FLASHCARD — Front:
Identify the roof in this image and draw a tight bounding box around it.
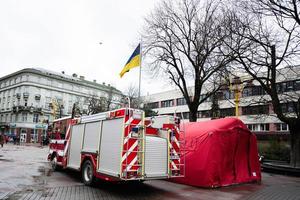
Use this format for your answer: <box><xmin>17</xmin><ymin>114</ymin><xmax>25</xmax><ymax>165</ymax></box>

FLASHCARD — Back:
<box><xmin>0</xmin><ymin>68</ymin><xmax>123</xmax><ymax>95</ymax></box>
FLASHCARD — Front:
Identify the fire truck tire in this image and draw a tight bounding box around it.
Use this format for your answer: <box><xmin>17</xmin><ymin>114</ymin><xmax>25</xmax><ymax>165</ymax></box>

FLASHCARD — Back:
<box><xmin>50</xmin><ymin>155</ymin><xmax>60</xmax><ymax>171</ymax></box>
<box><xmin>82</xmin><ymin>160</ymin><xmax>95</xmax><ymax>186</ymax></box>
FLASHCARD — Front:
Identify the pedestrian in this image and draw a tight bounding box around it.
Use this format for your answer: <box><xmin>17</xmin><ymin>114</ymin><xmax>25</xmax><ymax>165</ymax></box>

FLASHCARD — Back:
<box><xmin>0</xmin><ymin>133</ymin><xmax>4</xmax><ymax>148</ymax></box>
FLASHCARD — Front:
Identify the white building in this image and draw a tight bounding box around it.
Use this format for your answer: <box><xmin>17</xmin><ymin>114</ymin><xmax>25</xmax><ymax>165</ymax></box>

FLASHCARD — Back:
<box><xmin>145</xmin><ymin>66</ymin><xmax>300</xmax><ymax>136</ymax></box>
<box><xmin>0</xmin><ymin>68</ymin><xmax>123</xmax><ymax>143</ymax></box>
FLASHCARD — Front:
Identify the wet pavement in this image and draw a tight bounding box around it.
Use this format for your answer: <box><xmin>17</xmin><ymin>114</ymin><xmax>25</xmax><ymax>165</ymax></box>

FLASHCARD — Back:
<box><xmin>1</xmin><ymin>144</ymin><xmax>300</xmax><ymax>200</ymax></box>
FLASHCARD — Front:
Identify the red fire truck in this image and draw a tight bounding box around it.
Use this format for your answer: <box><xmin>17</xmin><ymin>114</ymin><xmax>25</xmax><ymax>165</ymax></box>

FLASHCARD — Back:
<box><xmin>48</xmin><ymin>108</ymin><xmax>184</xmax><ymax>185</ymax></box>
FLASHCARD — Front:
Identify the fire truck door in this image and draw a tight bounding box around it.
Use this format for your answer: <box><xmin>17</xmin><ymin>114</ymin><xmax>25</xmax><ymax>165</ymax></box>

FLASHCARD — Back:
<box><xmin>98</xmin><ymin>118</ymin><xmax>124</xmax><ymax>177</ymax></box>
<box><xmin>67</xmin><ymin>124</ymin><xmax>85</xmax><ymax>170</ymax></box>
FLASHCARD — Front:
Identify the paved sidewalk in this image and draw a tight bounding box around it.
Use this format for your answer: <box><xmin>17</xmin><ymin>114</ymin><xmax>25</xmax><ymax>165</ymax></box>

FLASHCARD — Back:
<box><xmin>1</xmin><ymin>144</ymin><xmax>300</xmax><ymax>200</ymax></box>
<box><xmin>4</xmin><ymin>180</ymin><xmax>300</xmax><ymax>200</ymax></box>
<box><xmin>245</xmin><ymin>183</ymin><xmax>300</xmax><ymax>200</ymax></box>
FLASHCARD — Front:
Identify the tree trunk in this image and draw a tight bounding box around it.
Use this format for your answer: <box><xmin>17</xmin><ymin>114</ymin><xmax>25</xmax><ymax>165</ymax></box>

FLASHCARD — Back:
<box><xmin>290</xmin><ymin>127</ymin><xmax>300</xmax><ymax>168</ymax></box>
<box><xmin>189</xmin><ymin>104</ymin><xmax>198</xmax><ymax>122</ymax></box>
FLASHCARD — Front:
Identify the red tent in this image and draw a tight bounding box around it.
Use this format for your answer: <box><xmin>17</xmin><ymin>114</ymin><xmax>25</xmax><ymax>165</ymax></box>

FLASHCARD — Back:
<box><xmin>174</xmin><ymin>118</ymin><xmax>261</xmax><ymax>188</ymax></box>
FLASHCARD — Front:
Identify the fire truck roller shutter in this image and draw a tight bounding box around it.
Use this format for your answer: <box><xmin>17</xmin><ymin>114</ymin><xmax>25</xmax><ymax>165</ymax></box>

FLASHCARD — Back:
<box><xmin>68</xmin><ymin>124</ymin><xmax>85</xmax><ymax>170</ymax></box>
<box><xmin>145</xmin><ymin>136</ymin><xmax>168</xmax><ymax>178</ymax></box>
<box><xmin>82</xmin><ymin>121</ymin><xmax>102</xmax><ymax>153</ymax></box>
<box><xmin>98</xmin><ymin>118</ymin><xmax>124</xmax><ymax>177</ymax></box>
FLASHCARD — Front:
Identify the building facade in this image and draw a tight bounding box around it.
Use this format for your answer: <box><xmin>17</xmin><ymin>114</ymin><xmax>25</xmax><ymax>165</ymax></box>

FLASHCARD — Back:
<box><xmin>145</xmin><ymin>66</ymin><xmax>300</xmax><ymax>136</ymax></box>
<box><xmin>0</xmin><ymin>68</ymin><xmax>123</xmax><ymax>143</ymax></box>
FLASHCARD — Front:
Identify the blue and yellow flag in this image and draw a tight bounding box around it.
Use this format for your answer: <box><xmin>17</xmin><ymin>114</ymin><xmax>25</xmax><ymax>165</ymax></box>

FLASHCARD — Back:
<box><xmin>119</xmin><ymin>44</ymin><xmax>141</xmax><ymax>78</ymax></box>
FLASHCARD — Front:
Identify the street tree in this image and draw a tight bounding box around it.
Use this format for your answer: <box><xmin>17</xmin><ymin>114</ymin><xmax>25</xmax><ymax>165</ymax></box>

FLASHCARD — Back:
<box><xmin>123</xmin><ymin>84</ymin><xmax>140</xmax><ymax>109</ymax></box>
<box><xmin>225</xmin><ymin>1</ymin><xmax>300</xmax><ymax>167</ymax></box>
<box><xmin>252</xmin><ymin>0</ymin><xmax>300</xmax><ymax>26</ymax></box>
<box><xmin>123</xmin><ymin>84</ymin><xmax>158</xmax><ymax>117</ymax></box>
<box><xmin>106</xmin><ymin>86</ymin><xmax>114</xmax><ymax>111</ymax></box>
<box><xmin>87</xmin><ymin>95</ymin><xmax>108</xmax><ymax>115</ymax></box>
<box><xmin>143</xmin><ymin>0</ymin><xmax>235</xmax><ymax>121</ymax></box>
<box><xmin>210</xmin><ymin>93</ymin><xmax>221</xmax><ymax>119</ymax></box>
<box><xmin>71</xmin><ymin>102</ymin><xmax>82</xmax><ymax>118</ymax></box>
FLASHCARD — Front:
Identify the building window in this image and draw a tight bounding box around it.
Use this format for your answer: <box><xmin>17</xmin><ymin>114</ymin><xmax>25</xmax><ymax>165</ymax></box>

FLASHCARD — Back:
<box><xmin>68</xmin><ymin>100</ymin><xmax>73</xmax><ymax>113</ymax></box>
<box><xmin>247</xmin><ymin>124</ymin><xmax>258</xmax><ymax>131</ymax></box>
<box><xmin>35</xmin><ymin>94</ymin><xmax>41</xmax><ymax>101</ymax></box>
<box><xmin>176</xmin><ymin>98</ymin><xmax>186</xmax><ymax>106</ymax></box>
<box><xmin>220</xmin><ymin>108</ymin><xmax>235</xmax><ymax>117</ymax></box>
<box><xmin>7</xmin><ymin>96</ymin><xmax>10</xmax><ymax>108</ymax></box>
<box><xmin>45</xmin><ymin>97</ymin><xmax>51</xmax><ymax>109</ymax></box>
<box><xmin>12</xmin><ymin>96</ymin><xmax>16</xmax><ymax>106</ymax></box>
<box><xmin>2</xmin><ymin>97</ymin><xmax>5</xmax><ymax>108</ymax></box>
<box><xmin>242</xmin><ymin>105</ymin><xmax>269</xmax><ymax>115</ymax></box>
<box><xmin>161</xmin><ymin>100</ymin><xmax>173</xmax><ymax>108</ymax></box>
<box><xmin>198</xmin><ymin>110</ymin><xmax>211</xmax><ymax>118</ymax></box>
<box><xmin>276</xmin><ymin>123</ymin><xmax>289</xmax><ymax>131</ymax></box>
<box><xmin>280</xmin><ymin>102</ymin><xmax>296</xmax><ymax>113</ymax></box>
<box><xmin>222</xmin><ymin>90</ymin><xmax>232</xmax><ymax>100</ymax></box>
<box><xmin>147</xmin><ymin>102</ymin><xmax>159</xmax><ymax>109</ymax></box>
<box><xmin>33</xmin><ymin>114</ymin><xmax>39</xmax><ymax>123</ymax></box>
<box><xmin>247</xmin><ymin>124</ymin><xmax>269</xmax><ymax>131</ymax></box>
<box><xmin>295</xmin><ymin>80</ymin><xmax>300</xmax><ymax>90</ymax></box>
<box><xmin>200</xmin><ymin>94</ymin><xmax>210</xmax><ymax>102</ymax></box>
<box><xmin>260</xmin><ymin>124</ymin><xmax>270</xmax><ymax>131</ymax></box>
<box><xmin>22</xmin><ymin>113</ymin><xmax>27</xmax><ymax>122</ymax></box>
<box><xmin>182</xmin><ymin>112</ymin><xmax>190</xmax><ymax>119</ymax></box>
<box><xmin>277</xmin><ymin>81</ymin><xmax>297</xmax><ymax>93</ymax></box>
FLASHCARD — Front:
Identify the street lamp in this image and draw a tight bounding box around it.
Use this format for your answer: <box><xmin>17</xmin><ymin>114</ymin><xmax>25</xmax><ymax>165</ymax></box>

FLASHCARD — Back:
<box><xmin>230</xmin><ymin>76</ymin><xmax>243</xmax><ymax>118</ymax></box>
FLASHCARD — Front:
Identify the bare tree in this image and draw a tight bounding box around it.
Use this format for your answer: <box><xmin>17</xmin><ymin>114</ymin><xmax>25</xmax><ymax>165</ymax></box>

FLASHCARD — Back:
<box><xmin>71</xmin><ymin>102</ymin><xmax>82</xmax><ymax>118</ymax></box>
<box><xmin>123</xmin><ymin>84</ymin><xmax>140</xmax><ymax>109</ymax></box>
<box><xmin>106</xmin><ymin>86</ymin><xmax>113</xmax><ymax>111</ymax></box>
<box><xmin>143</xmin><ymin>0</ymin><xmax>235</xmax><ymax>121</ymax></box>
<box><xmin>87</xmin><ymin>95</ymin><xmax>108</xmax><ymax>115</ymax></box>
<box><xmin>123</xmin><ymin>84</ymin><xmax>158</xmax><ymax>116</ymax></box>
<box><xmin>252</xmin><ymin>0</ymin><xmax>300</xmax><ymax>26</ymax></box>
<box><xmin>226</xmin><ymin>1</ymin><xmax>300</xmax><ymax>167</ymax></box>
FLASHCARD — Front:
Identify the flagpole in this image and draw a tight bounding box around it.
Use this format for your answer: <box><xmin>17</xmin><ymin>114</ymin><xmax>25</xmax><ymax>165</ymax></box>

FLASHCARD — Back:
<box><xmin>138</xmin><ymin>40</ymin><xmax>142</xmax><ymax>102</ymax></box>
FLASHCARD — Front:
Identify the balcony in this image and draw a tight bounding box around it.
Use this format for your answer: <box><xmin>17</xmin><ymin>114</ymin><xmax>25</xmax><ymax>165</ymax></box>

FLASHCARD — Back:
<box><xmin>12</xmin><ymin>106</ymin><xmax>43</xmax><ymax>114</ymax></box>
<box><xmin>34</xmin><ymin>107</ymin><xmax>43</xmax><ymax>114</ymax></box>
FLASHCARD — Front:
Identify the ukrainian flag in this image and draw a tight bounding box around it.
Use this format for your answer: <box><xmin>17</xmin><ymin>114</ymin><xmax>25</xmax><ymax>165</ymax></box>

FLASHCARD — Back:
<box><xmin>119</xmin><ymin>44</ymin><xmax>141</xmax><ymax>78</ymax></box>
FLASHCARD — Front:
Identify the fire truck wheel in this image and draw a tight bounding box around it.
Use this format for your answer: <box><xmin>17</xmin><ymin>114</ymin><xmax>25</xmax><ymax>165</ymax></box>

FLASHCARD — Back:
<box><xmin>51</xmin><ymin>155</ymin><xmax>60</xmax><ymax>171</ymax></box>
<box><xmin>82</xmin><ymin>160</ymin><xmax>95</xmax><ymax>186</ymax></box>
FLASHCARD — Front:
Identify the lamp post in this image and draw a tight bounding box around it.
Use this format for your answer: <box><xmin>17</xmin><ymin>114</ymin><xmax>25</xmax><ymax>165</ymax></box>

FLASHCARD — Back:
<box><xmin>231</xmin><ymin>76</ymin><xmax>242</xmax><ymax>118</ymax></box>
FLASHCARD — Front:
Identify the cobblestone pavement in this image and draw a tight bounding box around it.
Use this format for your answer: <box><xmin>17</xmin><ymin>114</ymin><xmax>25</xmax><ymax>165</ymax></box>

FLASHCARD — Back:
<box><xmin>1</xmin><ymin>144</ymin><xmax>300</xmax><ymax>200</ymax></box>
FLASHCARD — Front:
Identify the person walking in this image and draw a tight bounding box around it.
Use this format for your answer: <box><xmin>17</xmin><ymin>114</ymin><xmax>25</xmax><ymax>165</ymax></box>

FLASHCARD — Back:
<box><xmin>0</xmin><ymin>133</ymin><xmax>4</xmax><ymax>148</ymax></box>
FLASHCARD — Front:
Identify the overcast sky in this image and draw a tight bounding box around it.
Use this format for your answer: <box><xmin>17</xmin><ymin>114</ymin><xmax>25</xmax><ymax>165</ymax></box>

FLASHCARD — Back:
<box><xmin>0</xmin><ymin>0</ymin><xmax>176</xmax><ymax>95</ymax></box>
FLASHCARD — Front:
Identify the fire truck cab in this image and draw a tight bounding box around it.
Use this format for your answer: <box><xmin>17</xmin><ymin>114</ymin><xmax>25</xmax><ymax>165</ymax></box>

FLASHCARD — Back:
<box><xmin>48</xmin><ymin>108</ymin><xmax>184</xmax><ymax>185</ymax></box>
